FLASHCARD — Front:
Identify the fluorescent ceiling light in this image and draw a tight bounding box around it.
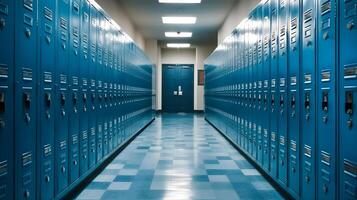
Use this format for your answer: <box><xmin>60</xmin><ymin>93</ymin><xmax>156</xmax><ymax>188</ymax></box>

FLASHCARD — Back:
<box><xmin>162</xmin><ymin>16</ymin><xmax>197</xmax><ymax>24</ymax></box>
<box><xmin>167</xmin><ymin>43</ymin><xmax>191</xmax><ymax>48</ymax></box>
<box><xmin>159</xmin><ymin>0</ymin><xmax>201</xmax><ymax>3</ymax></box>
<box><xmin>165</xmin><ymin>32</ymin><xmax>192</xmax><ymax>38</ymax></box>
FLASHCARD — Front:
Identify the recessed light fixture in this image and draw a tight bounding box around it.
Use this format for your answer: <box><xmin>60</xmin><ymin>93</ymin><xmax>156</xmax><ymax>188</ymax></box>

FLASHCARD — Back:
<box><xmin>165</xmin><ymin>32</ymin><xmax>192</xmax><ymax>38</ymax></box>
<box><xmin>162</xmin><ymin>16</ymin><xmax>197</xmax><ymax>24</ymax></box>
<box><xmin>167</xmin><ymin>43</ymin><xmax>191</xmax><ymax>48</ymax></box>
<box><xmin>159</xmin><ymin>0</ymin><xmax>201</xmax><ymax>3</ymax></box>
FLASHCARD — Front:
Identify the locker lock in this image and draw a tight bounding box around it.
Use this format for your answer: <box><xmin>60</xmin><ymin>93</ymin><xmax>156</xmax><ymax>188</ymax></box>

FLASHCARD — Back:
<box><xmin>305</xmin><ymin>92</ymin><xmax>311</xmax><ymax>110</ymax></box>
<box><xmin>271</xmin><ymin>95</ymin><xmax>275</xmax><ymax>106</ymax></box>
<box><xmin>45</xmin><ymin>175</ymin><xmax>50</xmax><ymax>182</ymax></box>
<box><xmin>73</xmin><ymin>93</ymin><xmax>78</xmax><ymax>104</ymax></box>
<box><xmin>291</xmin><ymin>95</ymin><xmax>296</xmax><ymax>109</ymax></box>
<box><xmin>323</xmin><ymin>32</ymin><xmax>329</xmax><ymax>40</ymax></box>
<box><xmin>0</xmin><ymin>18</ymin><xmax>5</xmax><ymax>29</ymax></box>
<box><xmin>345</xmin><ymin>92</ymin><xmax>353</xmax><ymax>115</ymax></box>
<box><xmin>25</xmin><ymin>28</ymin><xmax>31</xmax><ymax>38</ymax></box>
<box><xmin>347</xmin><ymin>21</ymin><xmax>355</xmax><ymax>30</ymax></box>
<box><xmin>305</xmin><ymin>175</ymin><xmax>310</xmax><ymax>183</ymax></box>
<box><xmin>0</xmin><ymin>92</ymin><xmax>5</xmax><ymax>113</ymax></box>
<box><xmin>24</xmin><ymin>190</ymin><xmax>30</xmax><ymax>198</ymax></box>
<box><xmin>91</xmin><ymin>93</ymin><xmax>95</xmax><ymax>101</ymax></box>
<box><xmin>322</xmin><ymin>92</ymin><xmax>328</xmax><ymax>112</ymax></box>
<box><xmin>83</xmin><ymin>93</ymin><xmax>87</xmax><ymax>102</ymax></box>
<box><xmin>323</xmin><ymin>184</ymin><xmax>328</xmax><ymax>193</ymax></box>
<box><xmin>46</xmin><ymin>36</ymin><xmax>51</xmax><ymax>44</ymax></box>
<box><xmin>45</xmin><ymin>92</ymin><xmax>51</xmax><ymax>107</ymax></box>
<box><xmin>24</xmin><ymin>93</ymin><xmax>31</xmax><ymax>109</ymax></box>
<box><xmin>279</xmin><ymin>95</ymin><xmax>284</xmax><ymax>108</ymax></box>
<box><xmin>60</xmin><ymin>93</ymin><xmax>66</xmax><ymax>106</ymax></box>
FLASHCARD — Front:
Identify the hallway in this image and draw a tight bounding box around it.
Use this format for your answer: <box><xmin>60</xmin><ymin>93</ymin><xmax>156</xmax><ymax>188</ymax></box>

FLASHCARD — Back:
<box><xmin>77</xmin><ymin>114</ymin><xmax>284</xmax><ymax>200</ymax></box>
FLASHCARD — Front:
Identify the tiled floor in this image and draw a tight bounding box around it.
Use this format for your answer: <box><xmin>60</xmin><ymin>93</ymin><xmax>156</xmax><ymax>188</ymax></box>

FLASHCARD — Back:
<box><xmin>77</xmin><ymin>114</ymin><xmax>284</xmax><ymax>200</ymax></box>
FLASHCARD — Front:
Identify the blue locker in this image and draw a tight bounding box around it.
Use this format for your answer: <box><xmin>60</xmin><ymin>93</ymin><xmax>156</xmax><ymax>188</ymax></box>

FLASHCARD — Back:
<box><xmin>0</xmin><ymin>0</ymin><xmax>14</xmax><ymax>199</ymax></box>
<box><xmin>269</xmin><ymin>0</ymin><xmax>279</xmax><ymax>179</ymax></box>
<box><xmin>14</xmin><ymin>0</ymin><xmax>38</xmax><ymax>198</ymax></box>
<box><xmin>287</xmin><ymin>0</ymin><xmax>301</xmax><ymax>196</ymax></box>
<box><xmin>256</xmin><ymin>5</ymin><xmax>264</xmax><ymax>166</ymax></box>
<box><xmin>317</xmin><ymin>0</ymin><xmax>337</xmax><ymax>199</ymax></box>
<box><xmin>96</xmin><ymin>12</ymin><xmax>104</xmax><ymax>162</ymax></box>
<box><xmin>108</xmin><ymin>23</ymin><xmax>114</xmax><ymax>153</ymax></box>
<box><xmin>69</xmin><ymin>0</ymin><xmax>81</xmax><ymax>184</ymax></box>
<box><xmin>80</xmin><ymin>0</ymin><xmax>90</xmax><ymax>175</ymax></box>
<box><xmin>277</xmin><ymin>0</ymin><xmax>288</xmax><ymax>186</ymax></box>
<box><xmin>301</xmin><ymin>0</ymin><xmax>317</xmax><ymax>198</ymax></box>
<box><xmin>38</xmin><ymin>0</ymin><xmax>56</xmax><ymax>198</ymax></box>
<box><xmin>102</xmin><ymin>16</ymin><xmax>109</xmax><ymax>157</ymax></box>
<box><xmin>88</xmin><ymin>3</ymin><xmax>98</xmax><ymax>168</ymax></box>
<box><xmin>339</xmin><ymin>0</ymin><xmax>357</xmax><ymax>199</ymax></box>
<box><xmin>262</xmin><ymin>0</ymin><xmax>271</xmax><ymax>173</ymax></box>
<box><xmin>55</xmin><ymin>0</ymin><xmax>70</xmax><ymax>194</ymax></box>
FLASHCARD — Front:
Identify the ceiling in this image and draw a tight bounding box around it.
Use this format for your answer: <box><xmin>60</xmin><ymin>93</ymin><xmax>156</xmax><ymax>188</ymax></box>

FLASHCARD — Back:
<box><xmin>119</xmin><ymin>0</ymin><xmax>238</xmax><ymax>46</ymax></box>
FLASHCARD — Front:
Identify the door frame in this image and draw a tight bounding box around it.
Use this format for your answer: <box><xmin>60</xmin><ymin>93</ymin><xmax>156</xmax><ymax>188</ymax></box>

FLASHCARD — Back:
<box><xmin>162</xmin><ymin>64</ymin><xmax>194</xmax><ymax>113</ymax></box>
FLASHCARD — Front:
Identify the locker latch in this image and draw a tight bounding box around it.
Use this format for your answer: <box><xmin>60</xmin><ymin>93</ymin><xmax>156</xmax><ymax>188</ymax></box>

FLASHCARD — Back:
<box><xmin>0</xmin><ymin>18</ymin><xmax>5</xmax><ymax>29</ymax></box>
<box><xmin>24</xmin><ymin>92</ymin><xmax>31</xmax><ymax>109</ymax></box>
<box><xmin>280</xmin><ymin>95</ymin><xmax>284</xmax><ymax>108</ymax></box>
<box><xmin>346</xmin><ymin>91</ymin><xmax>353</xmax><ymax>128</ymax></box>
<box><xmin>0</xmin><ymin>92</ymin><xmax>4</xmax><ymax>113</ymax></box>
<box><xmin>83</xmin><ymin>93</ymin><xmax>87</xmax><ymax>102</ymax></box>
<box><xmin>73</xmin><ymin>92</ymin><xmax>77</xmax><ymax>104</ymax></box>
<box><xmin>45</xmin><ymin>92</ymin><xmax>51</xmax><ymax>107</ymax></box>
<box><xmin>291</xmin><ymin>94</ymin><xmax>296</xmax><ymax>108</ymax></box>
<box><xmin>322</xmin><ymin>92</ymin><xmax>328</xmax><ymax>112</ymax></box>
<box><xmin>305</xmin><ymin>92</ymin><xmax>310</xmax><ymax>110</ymax></box>
<box><xmin>60</xmin><ymin>93</ymin><xmax>66</xmax><ymax>106</ymax></box>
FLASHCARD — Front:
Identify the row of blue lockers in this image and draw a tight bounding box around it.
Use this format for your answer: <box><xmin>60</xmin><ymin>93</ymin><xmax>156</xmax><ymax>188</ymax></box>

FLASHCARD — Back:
<box><xmin>204</xmin><ymin>0</ymin><xmax>356</xmax><ymax>199</ymax></box>
<box><xmin>0</xmin><ymin>0</ymin><xmax>155</xmax><ymax>199</ymax></box>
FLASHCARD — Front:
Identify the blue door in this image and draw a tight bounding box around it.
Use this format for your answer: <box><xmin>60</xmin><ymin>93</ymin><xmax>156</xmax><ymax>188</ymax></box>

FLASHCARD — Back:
<box><xmin>163</xmin><ymin>64</ymin><xmax>194</xmax><ymax>113</ymax></box>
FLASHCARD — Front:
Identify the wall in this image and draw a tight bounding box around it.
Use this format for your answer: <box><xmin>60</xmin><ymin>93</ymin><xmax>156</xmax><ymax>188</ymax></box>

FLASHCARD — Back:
<box><xmin>218</xmin><ymin>0</ymin><xmax>260</xmax><ymax>44</ymax></box>
<box><xmin>96</xmin><ymin>0</ymin><xmax>146</xmax><ymax>49</ymax></box>
<box><xmin>195</xmin><ymin>45</ymin><xmax>216</xmax><ymax>110</ymax></box>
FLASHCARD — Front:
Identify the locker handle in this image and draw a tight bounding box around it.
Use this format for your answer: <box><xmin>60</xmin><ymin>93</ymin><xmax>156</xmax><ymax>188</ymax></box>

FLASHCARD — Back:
<box><xmin>305</xmin><ymin>92</ymin><xmax>311</xmax><ymax>110</ymax></box>
<box><xmin>322</xmin><ymin>92</ymin><xmax>328</xmax><ymax>112</ymax></box>
<box><xmin>0</xmin><ymin>18</ymin><xmax>5</xmax><ymax>29</ymax></box>
<box><xmin>60</xmin><ymin>93</ymin><xmax>66</xmax><ymax>106</ymax></box>
<box><xmin>45</xmin><ymin>92</ymin><xmax>51</xmax><ymax>107</ymax></box>
<box><xmin>24</xmin><ymin>93</ymin><xmax>31</xmax><ymax>109</ymax></box>
<box><xmin>0</xmin><ymin>92</ymin><xmax>5</xmax><ymax>113</ymax></box>
<box><xmin>345</xmin><ymin>91</ymin><xmax>353</xmax><ymax>115</ymax></box>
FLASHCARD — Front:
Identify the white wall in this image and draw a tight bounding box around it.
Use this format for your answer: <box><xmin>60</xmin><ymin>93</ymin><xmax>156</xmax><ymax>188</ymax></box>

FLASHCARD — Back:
<box><xmin>96</xmin><ymin>0</ymin><xmax>146</xmax><ymax>49</ymax></box>
<box><xmin>218</xmin><ymin>0</ymin><xmax>260</xmax><ymax>44</ymax></box>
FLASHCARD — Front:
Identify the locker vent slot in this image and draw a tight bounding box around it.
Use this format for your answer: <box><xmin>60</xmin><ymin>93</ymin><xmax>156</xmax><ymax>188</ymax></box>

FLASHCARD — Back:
<box><xmin>60</xmin><ymin>74</ymin><xmax>67</xmax><ymax>84</ymax></box>
<box><xmin>304</xmin><ymin>9</ymin><xmax>313</xmax><ymax>23</ymax></box>
<box><xmin>60</xmin><ymin>140</ymin><xmax>67</xmax><ymax>150</ymax></box>
<box><xmin>44</xmin><ymin>7</ymin><xmax>53</xmax><ymax>21</ymax></box>
<box><xmin>44</xmin><ymin>144</ymin><xmax>52</xmax><ymax>157</ymax></box>
<box><xmin>0</xmin><ymin>2</ymin><xmax>8</xmax><ymax>15</ymax></box>
<box><xmin>84</xmin><ymin>12</ymin><xmax>89</xmax><ymax>22</ymax></box>
<box><xmin>344</xmin><ymin>2</ymin><xmax>357</xmax><ymax>19</ymax></box>
<box><xmin>271</xmin><ymin>79</ymin><xmax>276</xmax><ymax>87</ymax></box>
<box><xmin>0</xmin><ymin>65</ymin><xmax>8</xmax><ymax>79</ymax></box>
<box><xmin>60</xmin><ymin>17</ymin><xmax>68</xmax><ymax>30</ymax></box>
<box><xmin>291</xmin><ymin>18</ymin><xmax>297</xmax><ymax>30</ymax></box>
<box><xmin>304</xmin><ymin>145</ymin><xmax>312</xmax><ymax>157</ymax></box>
<box><xmin>280</xmin><ymin>78</ymin><xmax>286</xmax><ymax>87</ymax></box>
<box><xmin>73</xmin><ymin>77</ymin><xmax>78</xmax><ymax>85</ymax></box>
<box><xmin>321</xmin><ymin>1</ymin><xmax>331</xmax><ymax>16</ymax></box>
<box><xmin>271</xmin><ymin>132</ymin><xmax>276</xmax><ymax>141</ymax></box>
<box><xmin>344</xmin><ymin>159</ymin><xmax>357</xmax><ymax>178</ymax></box>
<box><xmin>279</xmin><ymin>136</ymin><xmax>285</xmax><ymax>145</ymax></box>
<box><xmin>290</xmin><ymin>76</ymin><xmax>297</xmax><ymax>85</ymax></box>
<box><xmin>280</xmin><ymin>0</ymin><xmax>286</xmax><ymax>8</ymax></box>
<box><xmin>321</xmin><ymin>70</ymin><xmax>331</xmax><ymax>82</ymax></box>
<box><xmin>22</xmin><ymin>68</ymin><xmax>33</xmax><ymax>81</ymax></box>
<box><xmin>344</xmin><ymin>64</ymin><xmax>357</xmax><ymax>79</ymax></box>
<box><xmin>24</xmin><ymin>0</ymin><xmax>33</xmax><ymax>11</ymax></box>
<box><xmin>73</xmin><ymin>27</ymin><xmax>79</xmax><ymax>37</ymax></box>
<box><xmin>72</xmin><ymin>135</ymin><xmax>79</xmax><ymax>144</ymax></box>
<box><xmin>22</xmin><ymin>152</ymin><xmax>32</xmax><ymax>167</ymax></box>
<box><xmin>73</xmin><ymin>1</ymin><xmax>80</xmax><ymax>12</ymax></box>
<box><xmin>290</xmin><ymin>140</ymin><xmax>296</xmax><ymax>151</ymax></box>
<box><xmin>43</xmin><ymin>72</ymin><xmax>52</xmax><ymax>83</ymax></box>
<box><xmin>321</xmin><ymin>151</ymin><xmax>331</xmax><ymax>166</ymax></box>
<box><xmin>0</xmin><ymin>161</ymin><xmax>8</xmax><ymax>177</ymax></box>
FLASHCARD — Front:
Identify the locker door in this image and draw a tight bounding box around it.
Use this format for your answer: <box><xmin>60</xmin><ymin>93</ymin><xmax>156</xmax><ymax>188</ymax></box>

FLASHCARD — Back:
<box><xmin>102</xmin><ymin>17</ymin><xmax>109</xmax><ymax>157</ymax></box>
<box><xmin>38</xmin><ymin>0</ymin><xmax>56</xmax><ymax>198</ymax></box>
<box><xmin>96</xmin><ymin>12</ymin><xmax>104</xmax><ymax>162</ymax></box>
<box><xmin>0</xmin><ymin>0</ymin><xmax>14</xmax><ymax>199</ymax></box>
<box><xmin>69</xmin><ymin>0</ymin><xmax>81</xmax><ymax>184</ymax></box>
<box><xmin>262</xmin><ymin>0</ymin><xmax>271</xmax><ymax>173</ymax></box>
<box><xmin>55</xmin><ymin>0</ymin><xmax>70</xmax><ymax>194</ymax></box>
<box><xmin>256</xmin><ymin>5</ymin><xmax>264</xmax><ymax>166</ymax></box>
<box><xmin>80</xmin><ymin>0</ymin><xmax>90</xmax><ymax>175</ymax></box>
<box><xmin>14</xmin><ymin>0</ymin><xmax>38</xmax><ymax>198</ymax></box>
<box><xmin>277</xmin><ymin>0</ymin><xmax>288</xmax><ymax>186</ymax></box>
<box><xmin>339</xmin><ymin>0</ymin><xmax>357</xmax><ymax>199</ymax></box>
<box><xmin>301</xmin><ymin>0</ymin><xmax>317</xmax><ymax>198</ymax></box>
<box><xmin>88</xmin><ymin>3</ymin><xmax>97</xmax><ymax>168</ymax></box>
<box><xmin>269</xmin><ymin>0</ymin><xmax>279</xmax><ymax>179</ymax></box>
<box><xmin>287</xmin><ymin>0</ymin><xmax>301</xmax><ymax>197</ymax></box>
<box><xmin>316</xmin><ymin>0</ymin><xmax>337</xmax><ymax>199</ymax></box>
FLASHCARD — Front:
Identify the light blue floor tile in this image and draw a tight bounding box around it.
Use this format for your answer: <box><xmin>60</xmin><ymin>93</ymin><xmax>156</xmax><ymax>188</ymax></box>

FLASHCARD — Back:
<box><xmin>77</xmin><ymin>114</ymin><xmax>284</xmax><ymax>200</ymax></box>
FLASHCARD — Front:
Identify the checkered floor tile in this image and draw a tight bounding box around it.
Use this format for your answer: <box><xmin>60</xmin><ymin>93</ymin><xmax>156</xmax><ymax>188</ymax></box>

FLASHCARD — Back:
<box><xmin>76</xmin><ymin>114</ymin><xmax>284</xmax><ymax>200</ymax></box>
